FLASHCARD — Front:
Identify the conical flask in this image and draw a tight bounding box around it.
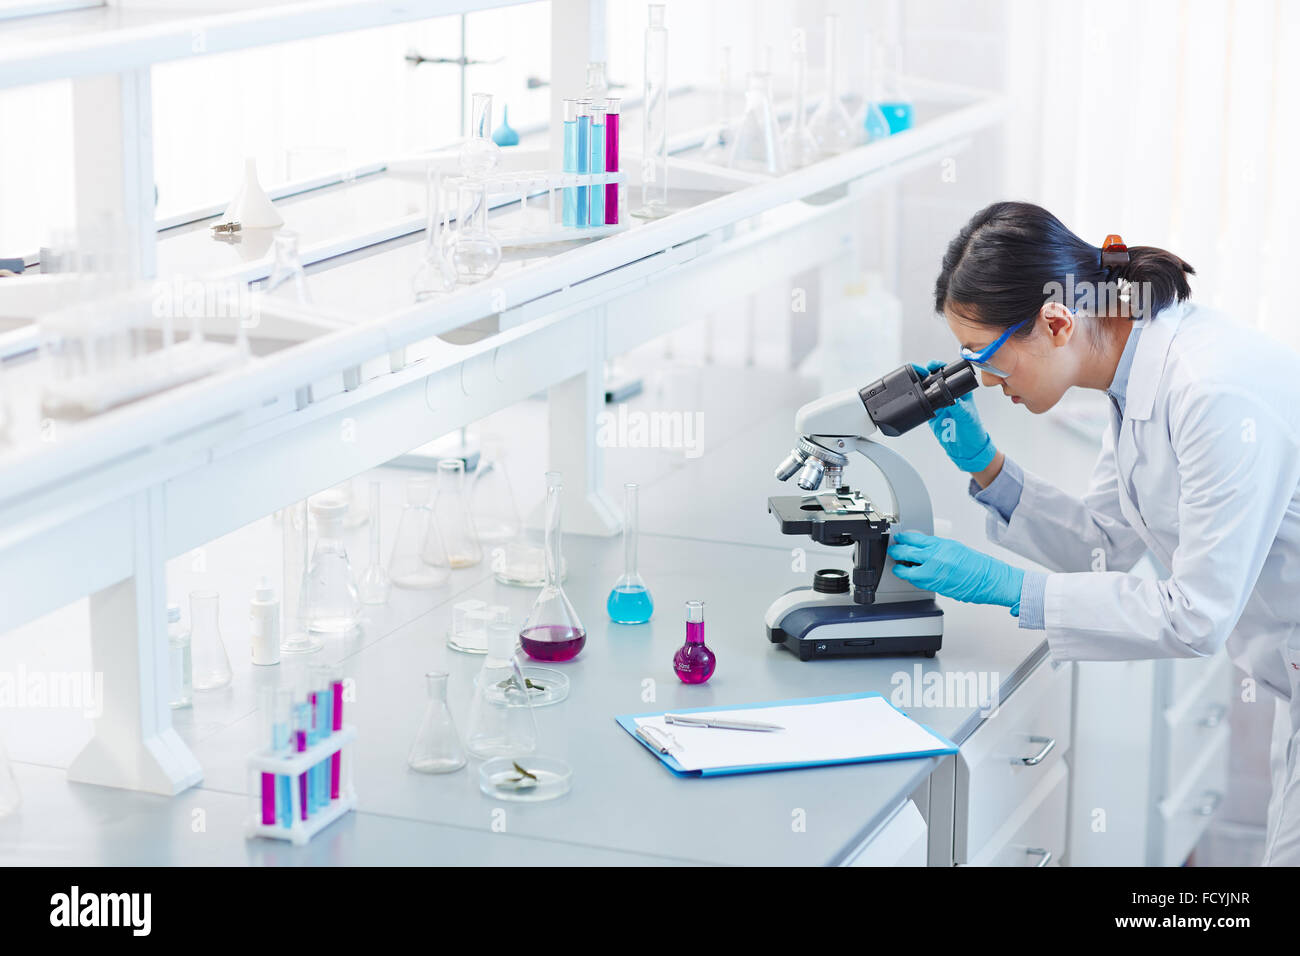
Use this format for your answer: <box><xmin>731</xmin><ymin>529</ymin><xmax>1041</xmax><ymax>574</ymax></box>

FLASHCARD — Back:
<box><xmin>407</xmin><ymin>672</ymin><xmax>467</xmax><ymax>773</ymax></box>
<box><xmin>302</xmin><ymin>498</ymin><xmax>360</xmax><ymax>635</ymax></box>
<box><xmin>424</xmin><ymin>459</ymin><xmax>481</xmax><ymax>569</ymax></box>
<box><xmin>465</xmin><ymin>609</ymin><xmax>539</xmax><ymax>758</ymax></box>
<box><xmin>389</xmin><ymin>476</ymin><xmax>451</xmax><ymax>589</ymax></box>
<box><xmin>0</xmin><ymin>734</ymin><xmax>20</xmax><ymax>818</ymax></box>
<box><xmin>519</xmin><ymin>473</ymin><xmax>586</xmax><ymax>662</ymax></box>
<box><xmin>357</xmin><ymin>480</ymin><xmax>392</xmax><ymax>605</ymax></box>
<box><xmin>807</xmin><ymin>13</ymin><xmax>858</xmax><ymax>157</ymax></box>
<box><xmin>607</xmin><ymin>482</ymin><xmax>654</xmax><ymax>623</ymax></box>
<box><xmin>783</xmin><ymin>28</ymin><xmax>819</xmax><ymax>169</ymax></box>
<box><xmin>728</xmin><ymin>72</ymin><xmax>785</xmax><ymax>175</ymax></box>
<box><xmin>189</xmin><ymin>590</ymin><xmax>233</xmax><ymax>691</ymax></box>
<box><xmin>471</xmin><ymin>435</ymin><xmax>521</xmax><ymax>544</ymax></box>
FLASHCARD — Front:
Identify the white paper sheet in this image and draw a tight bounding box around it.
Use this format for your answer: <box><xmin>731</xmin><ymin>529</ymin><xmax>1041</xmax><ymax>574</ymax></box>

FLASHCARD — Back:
<box><xmin>634</xmin><ymin>696</ymin><xmax>947</xmax><ymax>772</ymax></box>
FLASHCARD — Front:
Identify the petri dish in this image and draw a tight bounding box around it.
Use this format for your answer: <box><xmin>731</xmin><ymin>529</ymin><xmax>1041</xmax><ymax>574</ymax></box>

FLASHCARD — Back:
<box><xmin>479</xmin><ymin>755</ymin><xmax>572</xmax><ymax>802</ymax></box>
<box><xmin>473</xmin><ymin>665</ymin><xmax>569</xmax><ymax>707</ymax></box>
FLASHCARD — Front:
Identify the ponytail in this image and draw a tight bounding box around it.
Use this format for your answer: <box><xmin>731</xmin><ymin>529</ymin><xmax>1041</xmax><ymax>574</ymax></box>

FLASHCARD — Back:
<box><xmin>1111</xmin><ymin>245</ymin><xmax>1195</xmax><ymax>319</ymax></box>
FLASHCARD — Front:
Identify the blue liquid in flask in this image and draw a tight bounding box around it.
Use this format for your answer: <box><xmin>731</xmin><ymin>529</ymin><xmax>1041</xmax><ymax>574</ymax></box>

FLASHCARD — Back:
<box><xmin>607</xmin><ymin>584</ymin><xmax>654</xmax><ymax>624</ymax></box>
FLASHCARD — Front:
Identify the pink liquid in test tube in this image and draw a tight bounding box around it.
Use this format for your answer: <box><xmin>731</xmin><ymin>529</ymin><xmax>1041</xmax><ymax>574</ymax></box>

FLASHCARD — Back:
<box><xmin>296</xmin><ymin>727</ymin><xmax>308</xmax><ymax>821</ymax></box>
<box><xmin>331</xmin><ymin>678</ymin><xmax>343</xmax><ymax>800</ymax></box>
<box><xmin>604</xmin><ymin>98</ymin><xmax>620</xmax><ymax>224</ymax></box>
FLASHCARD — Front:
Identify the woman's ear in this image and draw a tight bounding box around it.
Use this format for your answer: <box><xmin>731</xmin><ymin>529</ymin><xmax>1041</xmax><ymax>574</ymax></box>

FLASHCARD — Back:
<box><xmin>1040</xmin><ymin>301</ymin><xmax>1075</xmax><ymax>349</ymax></box>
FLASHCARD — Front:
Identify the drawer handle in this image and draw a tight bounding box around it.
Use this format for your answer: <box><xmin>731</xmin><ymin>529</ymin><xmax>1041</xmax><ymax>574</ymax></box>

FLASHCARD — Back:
<box><xmin>1199</xmin><ymin>704</ymin><xmax>1227</xmax><ymax>729</ymax></box>
<box><xmin>1014</xmin><ymin>735</ymin><xmax>1056</xmax><ymax>766</ymax></box>
<box><xmin>1026</xmin><ymin>846</ymin><xmax>1052</xmax><ymax>867</ymax></box>
<box><xmin>1194</xmin><ymin>791</ymin><xmax>1223</xmax><ymax>817</ymax></box>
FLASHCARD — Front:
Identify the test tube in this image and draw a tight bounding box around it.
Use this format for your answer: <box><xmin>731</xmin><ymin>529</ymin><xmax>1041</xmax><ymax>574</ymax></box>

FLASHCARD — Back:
<box><xmin>576</xmin><ymin>99</ymin><xmax>592</xmax><ymax>227</ymax></box>
<box><xmin>307</xmin><ymin>682</ymin><xmax>322</xmax><ymax>813</ymax></box>
<box><xmin>604</xmin><ymin>98</ymin><xmax>621</xmax><ymax>224</ymax></box>
<box><xmin>562</xmin><ymin>99</ymin><xmax>579</xmax><ymax>227</ymax></box>
<box><xmin>259</xmin><ymin>688</ymin><xmax>277</xmax><ymax>826</ymax></box>
<box><xmin>293</xmin><ymin>693</ymin><xmax>310</xmax><ymax>822</ymax></box>
<box><xmin>312</xmin><ymin>665</ymin><xmax>333</xmax><ymax>806</ymax></box>
<box><xmin>588</xmin><ymin>105</ymin><xmax>606</xmax><ymax>226</ymax></box>
<box><xmin>273</xmin><ymin>690</ymin><xmax>292</xmax><ymax>828</ymax></box>
<box><xmin>330</xmin><ymin>666</ymin><xmax>344</xmax><ymax>801</ymax></box>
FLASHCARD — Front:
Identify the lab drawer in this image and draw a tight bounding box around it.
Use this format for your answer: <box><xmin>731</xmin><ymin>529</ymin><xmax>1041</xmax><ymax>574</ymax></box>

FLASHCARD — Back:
<box><xmin>956</xmin><ymin>660</ymin><xmax>1073</xmax><ymax>862</ymax></box>
<box><xmin>1165</xmin><ymin>650</ymin><xmax>1230</xmax><ymax>711</ymax></box>
<box><xmin>844</xmin><ymin>800</ymin><xmax>928</xmax><ymax>867</ymax></box>
<box><xmin>1154</xmin><ymin>726</ymin><xmax>1229</xmax><ymax>867</ymax></box>
<box><xmin>1160</xmin><ymin>654</ymin><xmax>1232</xmax><ymax>788</ymax></box>
<box><xmin>968</xmin><ymin>762</ymin><xmax>1068</xmax><ymax>867</ymax></box>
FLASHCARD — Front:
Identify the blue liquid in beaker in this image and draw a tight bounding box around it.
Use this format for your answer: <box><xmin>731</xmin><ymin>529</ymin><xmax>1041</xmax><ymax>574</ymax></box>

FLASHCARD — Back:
<box><xmin>607</xmin><ymin>584</ymin><xmax>654</xmax><ymax>624</ymax></box>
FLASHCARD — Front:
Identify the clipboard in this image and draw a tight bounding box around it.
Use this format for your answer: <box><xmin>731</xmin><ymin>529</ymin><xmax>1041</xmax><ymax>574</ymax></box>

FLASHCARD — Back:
<box><xmin>615</xmin><ymin>692</ymin><xmax>957</xmax><ymax>778</ymax></box>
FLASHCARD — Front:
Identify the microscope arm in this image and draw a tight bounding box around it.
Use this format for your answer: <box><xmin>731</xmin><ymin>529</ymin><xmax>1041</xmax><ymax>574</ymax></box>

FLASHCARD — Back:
<box><xmin>845</xmin><ymin>437</ymin><xmax>935</xmax><ymax>536</ymax></box>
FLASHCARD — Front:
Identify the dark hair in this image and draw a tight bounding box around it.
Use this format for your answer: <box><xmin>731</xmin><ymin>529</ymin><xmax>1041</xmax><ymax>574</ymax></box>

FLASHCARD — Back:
<box><xmin>933</xmin><ymin>201</ymin><xmax>1195</xmax><ymax>331</ymax></box>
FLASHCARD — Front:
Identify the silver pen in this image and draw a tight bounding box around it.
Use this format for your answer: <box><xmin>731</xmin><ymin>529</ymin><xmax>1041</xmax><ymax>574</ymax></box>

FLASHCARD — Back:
<box><xmin>664</xmin><ymin>713</ymin><xmax>784</xmax><ymax>732</ymax></box>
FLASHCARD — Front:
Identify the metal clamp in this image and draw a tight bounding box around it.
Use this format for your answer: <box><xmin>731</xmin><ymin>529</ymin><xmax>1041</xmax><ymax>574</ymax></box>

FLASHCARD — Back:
<box><xmin>1194</xmin><ymin>791</ymin><xmax>1223</xmax><ymax>817</ymax></box>
<box><xmin>1015</xmin><ymin>735</ymin><xmax>1056</xmax><ymax>766</ymax></box>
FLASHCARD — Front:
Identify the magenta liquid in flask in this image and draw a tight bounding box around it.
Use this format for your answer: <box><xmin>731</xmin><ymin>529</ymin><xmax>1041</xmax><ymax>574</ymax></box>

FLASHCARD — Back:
<box><xmin>519</xmin><ymin>472</ymin><xmax>587</xmax><ymax>663</ymax></box>
<box><xmin>673</xmin><ymin>601</ymin><xmax>715</xmax><ymax>684</ymax></box>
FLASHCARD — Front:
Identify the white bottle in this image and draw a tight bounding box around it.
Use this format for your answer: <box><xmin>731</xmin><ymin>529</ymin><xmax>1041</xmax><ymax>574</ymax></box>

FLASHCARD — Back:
<box><xmin>249</xmin><ymin>579</ymin><xmax>281</xmax><ymax>666</ymax></box>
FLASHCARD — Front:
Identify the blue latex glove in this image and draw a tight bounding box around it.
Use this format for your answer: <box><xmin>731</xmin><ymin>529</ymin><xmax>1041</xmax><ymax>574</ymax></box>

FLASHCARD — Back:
<box><xmin>888</xmin><ymin>530</ymin><xmax>1024</xmax><ymax>615</ymax></box>
<box><xmin>911</xmin><ymin>360</ymin><xmax>996</xmax><ymax>472</ymax></box>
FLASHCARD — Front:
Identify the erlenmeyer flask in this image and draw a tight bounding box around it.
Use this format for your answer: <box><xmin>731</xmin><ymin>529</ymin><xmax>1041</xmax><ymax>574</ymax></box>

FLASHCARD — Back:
<box><xmin>389</xmin><ymin>476</ymin><xmax>450</xmax><ymax>589</ymax></box>
<box><xmin>728</xmin><ymin>72</ymin><xmax>786</xmax><ymax>175</ymax></box>
<box><xmin>265</xmin><ymin>230</ymin><xmax>311</xmax><ymax>303</ymax></box>
<box><xmin>412</xmin><ymin>166</ymin><xmax>456</xmax><ymax>300</ymax></box>
<box><xmin>783</xmin><ymin>28</ymin><xmax>818</xmax><ymax>169</ymax></box>
<box><xmin>465</xmin><ymin>611</ymin><xmax>538</xmax><ymax>758</ymax></box>
<box><xmin>471</xmin><ymin>435</ymin><xmax>521</xmax><ymax>544</ymax></box>
<box><xmin>302</xmin><ymin>498</ymin><xmax>360</xmax><ymax>636</ymax></box>
<box><xmin>189</xmin><ymin>590</ymin><xmax>233</xmax><ymax>691</ymax></box>
<box><xmin>424</xmin><ymin>459</ymin><xmax>481</xmax><ymax>569</ymax></box>
<box><xmin>807</xmin><ymin>13</ymin><xmax>858</xmax><ymax>158</ymax></box>
<box><xmin>0</xmin><ymin>734</ymin><xmax>20</xmax><ymax>818</ymax></box>
<box><xmin>408</xmin><ymin>672</ymin><xmax>467</xmax><ymax>773</ymax></box>
<box><xmin>357</xmin><ymin>480</ymin><xmax>392</xmax><ymax>605</ymax></box>
<box><xmin>607</xmin><ymin>482</ymin><xmax>654</xmax><ymax>623</ymax></box>
<box><xmin>458</xmin><ymin>92</ymin><xmax>502</xmax><ymax>179</ymax></box>
<box><xmin>281</xmin><ymin>498</ymin><xmax>323</xmax><ymax>655</ymax></box>
<box><xmin>519</xmin><ymin>473</ymin><xmax>586</xmax><ymax>662</ymax></box>
<box><xmin>450</xmin><ymin>182</ymin><xmax>501</xmax><ymax>284</ymax></box>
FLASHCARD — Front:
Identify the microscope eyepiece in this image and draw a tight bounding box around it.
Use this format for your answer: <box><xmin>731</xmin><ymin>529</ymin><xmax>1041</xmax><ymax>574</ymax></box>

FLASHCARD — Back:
<box><xmin>859</xmin><ymin>359</ymin><xmax>980</xmax><ymax>437</ymax></box>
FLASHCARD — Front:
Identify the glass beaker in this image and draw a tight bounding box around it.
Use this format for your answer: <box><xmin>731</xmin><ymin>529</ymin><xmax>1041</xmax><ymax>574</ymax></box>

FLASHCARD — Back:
<box><xmin>807</xmin><ymin>13</ymin><xmax>857</xmax><ymax>158</ymax></box>
<box><xmin>458</xmin><ymin>92</ymin><xmax>502</xmax><ymax>179</ymax></box>
<box><xmin>0</xmin><ymin>734</ymin><xmax>19</xmax><ymax>818</ymax></box>
<box><xmin>728</xmin><ymin>72</ymin><xmax>786</xmax><ymax>175</ymax></box>
<box><xmin>448</xmin><ymin>598</ymin><xmax>490</xmax><ymax>654</ymax></box>
<box><xmin>607</xmin><ymin>482</ymin><xmax>654</xmax><ymax>623</ymax></box>
<box><xmin>519</xmin><ymin>473</ymin><xmax>586</xmax><ymax>662</ymax></box>
<box><xmin>357</xmin><ymin>480</ymin><xmax>392</xmax><ymax>605</ymax></box>
<box><xmin>424</xmin><ymin>459</ymin><xmax>481</xmax><ymax>569</ymax></box>
<box><xmin>450</xmin><ymin>182</ymin><xmax>501</xmax><ymax>284</ymax></box>
<box><xmin>265</xmin><ymin>230</ymin><xmax>311</xmax><ymax>303</ymax></box>
<box><xmin>281</xmin><ymin>498</ymin><xmax>323</xmax><ymax>655</ymax></box>
<box><xmin>783</xmin><ymin>28</ymin><xmax>818</xmax><ymax>168</ymax></box>
<box><xmin>189</xmin><ymin>590</ymin><xmax>232</xmax><ymax>691</ymax></box>
<box><xmin>389</xmin><ymin>476</ymin><xmax>451</xmax><ymax>589</ymax></box>
<box><xmin>465</xmin><ymin>611</ymin><xmax>538</xmax><ymax>759</ymax></box>
<box><xmin>408</xmin><ymin>672</ymin><xmax>468</xmax><ymax>773</ymax></box>
<box><xmin>633</xmin><ymin>4</ymin><xmax>669</xmax><ymax>219</ymax></box>
<box><xmin>412</xmin><ymin>166</ymin><xmax>456</xmax><ymax>300</ymax></box>
<box><xmin>167</xmin><ymin>603</ymin><xmax>192</xmax><ymax>709</ymax></box>
<box><xmin>472</xmin><ymin>435</ymin><xmax>522</xmax><ymax>544</ymax></box>
<box><xmin>302</xmin><ymin>498</ymin><xmax>360</xmax><ymax>636</ymax></box>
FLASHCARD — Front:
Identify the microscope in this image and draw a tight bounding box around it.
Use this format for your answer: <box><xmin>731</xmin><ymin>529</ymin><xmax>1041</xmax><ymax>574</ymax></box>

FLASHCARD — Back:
<box><xmin>766</xmin><ymin>360</ymin><xmax>979</xmax><ymax>661</ymax></box>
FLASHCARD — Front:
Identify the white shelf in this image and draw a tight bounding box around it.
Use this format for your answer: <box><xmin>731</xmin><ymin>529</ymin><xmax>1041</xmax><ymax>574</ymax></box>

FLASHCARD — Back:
<box><xmin>0</xmin><ymin>0</ymin><xmax>531</xmax><ymax>89</ymax></box>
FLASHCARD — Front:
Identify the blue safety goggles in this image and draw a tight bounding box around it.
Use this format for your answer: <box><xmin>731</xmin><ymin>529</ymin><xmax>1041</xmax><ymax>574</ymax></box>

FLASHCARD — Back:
<box><xmin>960</xmin><ymin>316</ymin><xmax>1032</xmax><ymax>378</ymax></box>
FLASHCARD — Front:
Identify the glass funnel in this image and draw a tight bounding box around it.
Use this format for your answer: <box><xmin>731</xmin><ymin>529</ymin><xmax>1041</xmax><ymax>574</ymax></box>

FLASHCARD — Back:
<box><xmin>302</xmin><ymin>498</ymin><xmax>360</xmax><ymax>636</ymax></box>
<box><xmin>408</xmin><ymin>672</ymin><xmax>467</xmax><ymax>773</ymax></box>
<box><xmin>189</xmin><ymin>590</ymin><xmax>232</xmax><ymax>691</ymax></box>
<box><xmin>423</xmin><ymin>459</ymin><xmax>481</xmax><ymax>569</ymax></box>
<box><xmin>807</xmin><ymin>13</ymin><xmax>858</xmax><ymax>158</ymax></box>
<box><xmin>728</xmin><ymin>72</ymin><xmax>785</xmax><ymax>175</ymax></box>
<box><xmin>519</xmin><ymin>473</ymin><xmax>586</xmax><ymax>662</ymax></box>
<box><xmin>450</xmin><ymin>182</ymin><xmax>501</xmax><ymax>284</ymax></box>
<box><xmin>471</xmin><ymin>434</ymin><xmax>522</xmax><ymax>544</ymax></box>
<box><xmin>607</xmin><ymin>482</ymin><xmax>654</xmax><ymax>623</ymax></box>
<box><xmin>783</xmin><ymin>28</ymin><xmax>818</xmax><ymax>168</ymax></box>
<box><xmin>412</xmin><ymin>166</ymin><xmax>456</xmax><ymax>300</ymax></box>
<box><xmin>280</xmin><ymin>499</ymin><xmax>323</xmax><ymax>655</ymax></box>
<box><xmin>465</xmin><ymin>611</ymin><xmax>539</xmax><ymax>758</ymax></box>
<box><xmin>389</xmin><ymin>476</ymin><xmax>451</xmax><ymax>589</ymax></box>
<box><xmin>357</xmin><ymin>480</ymin><xmax>392</xmax><ymax>605</ymax></box>
<box><xmin>459</xmin><ymin>92</ymin><xmax>502</xmax><ymax>179</ymax></box>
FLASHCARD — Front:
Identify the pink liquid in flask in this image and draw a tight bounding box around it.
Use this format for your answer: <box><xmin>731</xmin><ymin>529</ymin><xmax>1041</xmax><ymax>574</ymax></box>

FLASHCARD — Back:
<box><xmin>520</xmin><ymin>624</ymin><xmax>587</xmax><ymax>662</ymax></box>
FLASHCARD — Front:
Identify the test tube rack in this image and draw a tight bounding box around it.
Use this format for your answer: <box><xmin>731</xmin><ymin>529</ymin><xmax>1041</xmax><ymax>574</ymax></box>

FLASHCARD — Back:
<box><xmin>244</xmin><ymin>724</ymin><xmax>357</xmax><ymax>846</ymax></box>
<box><xmin>441</xmin><ymin>169</ymin><xmax>628</xmax><ymax>247</ymax></box>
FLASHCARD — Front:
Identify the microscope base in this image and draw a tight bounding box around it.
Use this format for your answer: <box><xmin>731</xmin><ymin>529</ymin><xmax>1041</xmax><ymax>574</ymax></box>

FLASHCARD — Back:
<box><xmin>767</xmin><ymin>599</ymin><xmax>943</xmax><ymax>661</ymax></box>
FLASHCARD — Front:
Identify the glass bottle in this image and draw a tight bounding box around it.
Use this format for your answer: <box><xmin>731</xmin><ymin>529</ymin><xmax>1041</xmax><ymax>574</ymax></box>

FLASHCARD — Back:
<box><xmin>412</xmin><ymin>166</ymin><xmax>456</xmax><ymax>300</ymax></box>
<box><xmin>424</xmin><ymin>459</ymin><xmax>481</xmax><ymax>569</ymax></box>
<box><xmin>471</xmin><ymin>435</ymin><xmax>521</xmax><ymax>544</ymax></box>
<box><xmin>265</xmin><ymin>230</ymin><xmax>311</xmax><ymax>303</ymax></box>
<box><xmin>728</xmin><ymin>72</ymin><xmax>786</xmax><ymax>175</ymax></box>
<box><xmin>465</xmin><ymin>613</ymin><xmax>538</xmax><ymax>758</ymax></box>
<box><xmin>673</xmin><ymin>601</ymin><xmax>716</xmax><ymax>684</ymax></box>
<box><xmin>189</xmin><ymin>590</ymin><xmax>233</xmax><ymax>691</ymax></box>
<box><xmin>633</xmin><ymin>4</ymin><xmax>669</xmax><ymax>219</ymax></box>
<box><xmin>783</xmin><ymin>28</ymin><xmax>818</xmax><ymax>168</ymax></box>
<box><xmin>604</xmin><ymin>98</ymin><xmax>621</xmax><ymax>224</ymax></box>
<box><xmin>807</xmin><ymin>13</ymin><xmax>857</xmax><ymax>157</ymax></box>
<box><xmin>0</xmin><ymin>734</ymin><xmax>19</xmax><ymax>819</ymax></box>
<box><xmin>281</xmin><ymin>498</ymin><xmax>323</xmax><ymax>655</ymax></box>
<box><xmin>458</xmin><ymin>91</ymin><xmax>502</xmax><ymax>179</ymax></box>
<box><xmin>607</xmin><ymin>482</ymin><xmax>654</xmax><ymax>624</ymax></box>
<box><xmin>167</xmin><ymin>603</ymin><xmax>193</xmax><ymax>709</ymax></box>
<box><xmin>450</xmin><ymin>182</ymin><xmax>501</xmax><ymax>284</ymax></box>
<box><xmin>519</xmin><ymin>473</ymin><xmax>586</xmax><ymax>662</ymax></box>
<box><xmin>357</xmin><ymin>480</ymin><xmax>392</xmax><ymax>605</ymax></box>
<box><xmin>389</xmin><ymin>476</ymin><xmax>451</xmax><ymax>589</ymax></box>
<box><xmin>302</xmin><ymin>498</ymin><xmax>360</xmax><ymax>636</ymax></box>
<box><xmin>408</xmin><ymin>672</ymin><xmax>467</xmax><ymax>773</ymax></box>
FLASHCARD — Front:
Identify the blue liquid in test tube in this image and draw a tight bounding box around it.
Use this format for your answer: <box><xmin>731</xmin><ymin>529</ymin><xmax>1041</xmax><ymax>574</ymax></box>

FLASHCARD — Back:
<box><xmin>562</xmin><ymin>98</ymin><xmax>579</xmax><ymax>227</ymax></box>
<box><xmin>588</xmin><ymin>105</ymin><xmax>606</xmax><ymax>226</ymax></box>
<box><xmin>575</xmin><ymin>99</ymin><xmax>591</xmax><ymax>227</ymax></box>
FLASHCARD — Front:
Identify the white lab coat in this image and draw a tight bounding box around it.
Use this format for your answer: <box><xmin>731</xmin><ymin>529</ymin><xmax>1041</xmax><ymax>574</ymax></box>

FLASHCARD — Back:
<box><xmin>982</xmin><ymin>300</ymin><xmax>1300</xmax><ymax>866</ymax></box>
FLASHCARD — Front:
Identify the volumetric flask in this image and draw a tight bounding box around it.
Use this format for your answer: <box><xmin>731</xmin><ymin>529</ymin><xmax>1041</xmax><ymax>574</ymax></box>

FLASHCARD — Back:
<box><xmin>519</xmin><ymin>472</ymin><xmax>586</xmax><ymax>662</ymax></box>
<box><xmin>357</xmin><ymin>480</ymin><xmax>392</xmax><ymax>605</ymax></box>
<box><xmin>302</xmin><ymin>498</ymin><xmax>360</xmax><ymax>636</ymax></box>
<box><xmin>389</xmin><ymin>476</ymin><xmax>450</xmax><ymax>589</ymax></box>
<box><xmin>190</xmin><ymin>590</ymin><xmax>233</xmax><ymax>691</ymax></box>
<box><xmin>458</xmin><ymin>92</ymin><xmax>502</xmax><ymax>179</ymax></box>
<box><xmin>807</xmin><ymin>14</ymin><xmax>858</xmax><ymax>157</ymax></box>
<box><xmin>607</xmin><ymin>482</ymin><xmax>654</xmax><ymax>623</ymax></box>
<box><xmin>783</xmin><ymin>28</ymin><xmax>818</xmax><ymax>168</ymax></box>
<box><xmin>408</xmin><ymin>672</ymin><xmax>467</xmax><ymax>774</ymax></box>
<box><xmin>424</xmin><ymin>459</ymin><xmax>481</xmax><ymax>569</ymax></box>
<box><xmin>465</xmin><ymin>612</ymin><xmax>538</xmax><ymax>759</ymax></box>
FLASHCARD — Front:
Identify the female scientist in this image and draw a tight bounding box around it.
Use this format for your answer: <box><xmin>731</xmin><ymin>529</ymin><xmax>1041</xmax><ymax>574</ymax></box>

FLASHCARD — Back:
<box><xmin>886</xmin><ymin>201</ymin><xmax>1300</xmax><ymax>866</ymax></box>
